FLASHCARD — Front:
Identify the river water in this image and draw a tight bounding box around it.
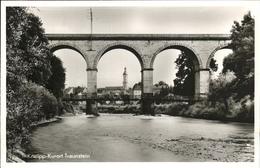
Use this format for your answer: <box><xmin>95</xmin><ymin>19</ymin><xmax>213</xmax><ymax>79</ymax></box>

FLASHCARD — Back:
<box><xmin>27</xmin><ymin>114</ymin><xmax>254</xmax><ymax>162</ymax></box>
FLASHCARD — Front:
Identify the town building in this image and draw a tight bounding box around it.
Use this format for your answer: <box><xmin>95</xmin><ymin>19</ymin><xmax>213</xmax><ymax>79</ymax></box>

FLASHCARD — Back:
<box><xmin>63</xmin><ymin>87</ymin><xmax>87</xmax><ymax>98</ymax></box>
<box><xmin>132</xmin><ymin>82</ymin><xmax>142</xmax><ymax>99</ymax></box>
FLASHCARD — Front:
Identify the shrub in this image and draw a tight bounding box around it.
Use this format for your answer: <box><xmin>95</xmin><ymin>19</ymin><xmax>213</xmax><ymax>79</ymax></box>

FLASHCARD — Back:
<box><xmin>39</xmin><ymin>87</ymin><xmax>58</xmax><ymax>119</ymax></box>
<box><xmin>166</xmin><ymin>103</ymin><xmax>188</xmax><ymax>116</ymax></box>
<box><xmin>7</xmin><ymin>81</ymin><xmax>58</xmax><ymax>153</ymax></box>
<box><xmin>184</xmin><ymin>101</ymin><xmax>226</xmax><ymax>120</ymax></box>
<box><xmin>62</xmin><ymin>102</ymin><xmax>74</xmax><ymax>114</ymax></box>
<box><xmin>7</xmin><ymin>82</ymin><xmax>42</xmax><ymax>152</ymax></box>
<box><xmin>25</xmin><ymin>82</ymin><xmax>58</xmax><ymax>120</ymax></box>
<box><xmin>154</xmin><ymin>105</ymin><xmax>167</xmax><ymax>114</ymax></box>
<box><xmin>229</xmin><ymin>95</ymin><xmax>254</xmax><ymax>122</ymax></box>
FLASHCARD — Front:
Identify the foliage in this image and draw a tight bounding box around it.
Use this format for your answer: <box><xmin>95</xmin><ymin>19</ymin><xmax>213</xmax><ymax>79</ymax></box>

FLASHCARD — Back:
<box><xmin>154</xmin><ymin>81</ymin><xmax>173</xmax><ymax>101</ymax></box>
<box><xmin>187</xmin><ymin>12</ymin><xmax>255</xmax><ymax>123</ymax></box>
<box><xmin>222</xmin><ymin>12</ymin><xmax>254</xmax><ymax>99</ymax></box>
<box><xmin>6</xmin><ymin>7</ymin><xmax>61</xmax><ymax>156</ymax></box>
<box><xmin>209</xmin><ymin>71</ymin><xmax>236</xmax><ymax>113</ymax></box>
<box><xmin>46</xmin><ymin>55</ymin><xmax>66</xmax><ymax>99</ymax></box>
<box><xmin>7</xmin><ymin>82</ymin><xmax>58</xmax><ymax>152</ymax></box>
<box><xmin>97</xmin><ymin>105</ymin><xmax>141</xmax><ymax>114</ymax></box>
<box><xmin>230</xmin><ymin>95</ymin><xmax>254</xmax><ymax>122</ymax></box>
<box><xmin>209</xmin><ymin>58</ymin><xmax>218</xmax><ymax>72</ymax></box>
<box><xmin>173</xmin><ymin>51</ymin><xmax>218</xmax><ymax>96</ymax></box>
<box><xmin>173</xmin><ymin>51</ymin><xmax>195</xmax><ymax>96</ymax></box>
<box><xmin>154</xmin><ymin>81</ymin><xmax>168</xmax><ymax>87</ymax></box>
<box><xmin>153</xmin><ymin>102</ymin><xmax>188</xmax><ymax>115</ymax></box>
<box><xmin>184</xmin><ymin>101</ymin><xmax>227</xmax><ymax>120</ymax></box>
<box><xmin>6</xmin><ymin>7</ymin><xmax>52</xmax><ymax>87</ymax></box>
<box><xmin>36</xmin><ymin>85</ymin><xmax>58</xmax><ymax>119</ymax></box>
<box><xmin>223</xmin><ymin>12</ymin><xmax>254</xmax><ymax>79</ymax></box>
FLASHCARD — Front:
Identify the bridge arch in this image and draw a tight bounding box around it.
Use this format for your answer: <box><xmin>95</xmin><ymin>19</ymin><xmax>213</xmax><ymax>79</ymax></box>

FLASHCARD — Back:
<box><xmin>150</xmin><ymin>43</ymin><xmax>204</xmax><ymax>97</ymax></box>
<box><xmin>150</xmin><ymin>43</ymin><xmax>202</xmax><ymax>70</ymax></box>
<box><xmin>94</xmin><ymin>43</ymin><xmax>144</xmax><ymax>69</ymax></box>
<box><xmin>206</xmin><ymin>43</ymin><xmax>232</xmax><ymax>69</ymax></box>
<box><xmin>48</xmin><ymin>42</ymin><xmax>90</xmax><ymax>67</ymax></box>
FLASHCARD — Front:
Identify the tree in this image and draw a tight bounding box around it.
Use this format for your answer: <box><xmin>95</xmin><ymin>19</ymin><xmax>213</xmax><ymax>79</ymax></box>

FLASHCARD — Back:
<box><xmin>173</xmin><ymin>51</ymin><xmax>218</xmax><ymax>96</ymax></box>
<box><xmin>209</xmin><ymin>58</ymin><xmax>218</xmax><ymax>72</ymax></box>
<box><xmin>6</xmin><ymin>7</ymin><xmax>52</xmax><ymax>89</ymax></box>
<box><xmin>154</xmin><ymin>81</ymin><xmax>169</xmax><ymax>96</ymax></box>
<box><xmin>154</xmin><ymin>81</ymin><xmax>168</xmax><ymax>87</ymax></box>
<box><xmin>173</xmin><ymin>51</ymin><xmax>195</xmax><ymax>96</ymax></box>
<box><xmin>222</xmin><ymin>12</ymin><xmax>254</xmax><ymax>98</ymax></box>
<box><xmin>46</xmin><ymin>55</ymin><xmax>66</xmax><ymax>99</ymax></box>
<box><xmin>6</xmin><ymin>7</ymin><xmax>57</xmax><ymax>155</ymax></box>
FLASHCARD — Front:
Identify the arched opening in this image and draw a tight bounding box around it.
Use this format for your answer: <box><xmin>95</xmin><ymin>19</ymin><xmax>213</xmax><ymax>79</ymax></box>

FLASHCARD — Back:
<box><xmin>52</xmin><ymin>48</ymin><xmax>88</xmax><ymax>100</ymax></box>
<box><xmin>153</xmin><ymin>49</ymin><xmax>180</xmax><ymax>86</ymax></box>
<box><xmin>152</xmin><ymin>45</ymin><xmax>201</xmax><ymax>98</ymax></box>
<box><xmin>96</xmin><ymin>48</ymin><xmax>142</xmax><ymax>109</ymax></box>
<box><xmin>207</xmin><ymin>48</ymin><xmax>233</xmax><ymax>79</ymax></box>
<box><xmin>95</xmin><ymin>44</ymin><xmax>143</xmax><ymax>69</ymax></box>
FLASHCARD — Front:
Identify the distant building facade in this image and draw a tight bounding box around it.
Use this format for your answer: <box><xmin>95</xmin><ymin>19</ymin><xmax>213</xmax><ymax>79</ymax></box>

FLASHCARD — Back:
<box><xmin>63</xmin><ymin>86</ymin><xmax>87</xmax><ymax>98</ymax></box>
<box><xmin>132</xmin><ymin>82</ymin><xmax>142</xmax><ymax>99</ymax></box>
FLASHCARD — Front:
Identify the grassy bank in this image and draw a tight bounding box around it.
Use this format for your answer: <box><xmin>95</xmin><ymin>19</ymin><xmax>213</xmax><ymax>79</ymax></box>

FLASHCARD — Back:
<box><xmin>96</xmin><ymin>95</ymin><xmax>254</xmax><ymax>123</ymax></box>
<box><xmin>154</xmin><ymin>96</ymin><xmax>254</xmax><ymax>123</ymax></box>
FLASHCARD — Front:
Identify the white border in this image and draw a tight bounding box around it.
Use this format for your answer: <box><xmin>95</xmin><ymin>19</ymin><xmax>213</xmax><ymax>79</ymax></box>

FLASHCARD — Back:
<box><xmin>1</xmin><ymin>1</ymin><xmax>260</xmax><ymax>168</ymax></box>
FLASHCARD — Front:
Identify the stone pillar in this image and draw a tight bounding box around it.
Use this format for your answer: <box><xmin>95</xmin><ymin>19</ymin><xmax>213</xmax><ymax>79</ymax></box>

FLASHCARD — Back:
<box><xmin>86</xmin><ymin>68</ymin><xmax>99</xmax><ymax>116</ymax></box>
<box><xmin>194</xmin><ymin>69</ymin><xmax>210</xmax><ymax>99</ymax></box>
<box><xmin>141</xmin><ymin>68</ymin><xmax>154</xmax><ymax>115</ymax></box>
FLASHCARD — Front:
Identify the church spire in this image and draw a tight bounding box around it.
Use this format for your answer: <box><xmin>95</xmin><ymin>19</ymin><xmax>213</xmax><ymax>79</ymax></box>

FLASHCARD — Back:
<box><xmin>123</xmin><ymin>67</ymin><xmax>128</xmax><ymax>90</ymax></box>
<box><xmin>123</xmin><ymin>67</ymin><xmax>127</xmax><ymax>75</ymax></box>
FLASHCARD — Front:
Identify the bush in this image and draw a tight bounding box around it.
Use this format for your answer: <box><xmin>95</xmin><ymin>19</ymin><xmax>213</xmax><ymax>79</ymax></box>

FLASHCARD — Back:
<box><xmin>38</xmin><ymin>87</ymin><xmax>58</xmax><ymax>119</ymax></box>
<box><xmin>62</xmin><ymin>102</ymin><xmax>74</xmax><ymax>114</ymax></box>
<box><xmin>183</xmin><ymin>101</ymin><xmax>226</xmax><ymax>120</ymax></box>
<box><xmin>25</xmin><ymin>82</ymin><xmax>58</xmax><ymax>120</ymax></box>
<box><xmin>124</xmin><ymin>105</ymin><xmax>141</xmax><ymax>114</ymax></box>
<box><xmin>154</xmin><ymin>105</ymin><xmax>167</xmax><ymax>114</ymax></box>
<box><xmin>179</xmin><ymin>96</ymin><xmax>254</xmax><ymax>122</ymax></box>
<box><xmin>153</xmin><ymin>103</ymin><xmax>188</xmax><ymax>116</ymax></box>
<box><xmin>229</xmin><ymin>95</ymin><xmax>254</xmax><ymax>122</ymax></box>
<box><xmin>7</xmin><ymin>81</ymin><xmax>58</xmax><ymax>153</ymax></box>
<box><xmin>7</xmin><ymin>82</ymin><xmax>42</xmax><ymax>152</ymax></box>
<box><xmin>166</xmin><ymin>103</ymin><xmax>188</xmax><ymax>116</ymax></box>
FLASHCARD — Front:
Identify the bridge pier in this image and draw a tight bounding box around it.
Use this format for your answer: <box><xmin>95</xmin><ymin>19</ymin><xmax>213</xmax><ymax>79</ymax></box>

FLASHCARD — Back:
<box><xmin>141</xmin><ymin>68</ymin><xmax>155</xmax><ymax>116</ymax></box>
<box><xmin>86</xmin><ymin>68</ymin><xmax>99</xmax><ymax>116</ymax></box>
<box><xmin>195</xmin><ymin>69</ymin><xmax>210</xmax><ymax>100</ymax></box>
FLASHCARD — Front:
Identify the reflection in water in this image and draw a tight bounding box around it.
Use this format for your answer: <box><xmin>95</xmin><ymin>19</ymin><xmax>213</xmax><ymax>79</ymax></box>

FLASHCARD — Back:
<box><xmin>28</xmin><ymin>114</ymin><xmax>254</xmax><ymax>162</ymax></box>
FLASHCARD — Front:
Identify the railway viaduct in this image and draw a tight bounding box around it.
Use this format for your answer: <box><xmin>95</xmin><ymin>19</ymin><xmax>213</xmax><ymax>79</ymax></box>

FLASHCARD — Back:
<box><xmin>46</xmin><ymin>34</ymin><xmax>231</xmax><ymax>115</ymax></box>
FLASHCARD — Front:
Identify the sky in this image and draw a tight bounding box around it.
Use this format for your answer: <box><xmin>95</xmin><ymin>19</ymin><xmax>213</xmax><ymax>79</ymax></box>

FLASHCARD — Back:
<box><xmin>31</xmin><ymin>7</ymin><xmax>251</xmax><ymax>88</ymax></box>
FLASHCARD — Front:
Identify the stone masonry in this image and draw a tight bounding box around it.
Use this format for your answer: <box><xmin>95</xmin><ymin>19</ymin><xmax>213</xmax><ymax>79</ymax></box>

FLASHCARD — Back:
<box><xmin>46</xmin><ymin>34</ymin><xmax>231</xmax><ymax>115</ymax></box>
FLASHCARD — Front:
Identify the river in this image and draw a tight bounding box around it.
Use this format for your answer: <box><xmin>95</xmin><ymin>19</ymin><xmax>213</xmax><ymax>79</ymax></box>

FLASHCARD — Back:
<box><xmin>27</xmin><ymin>114</ymin><xmax>254</xmax><ymax>162</ymax></box>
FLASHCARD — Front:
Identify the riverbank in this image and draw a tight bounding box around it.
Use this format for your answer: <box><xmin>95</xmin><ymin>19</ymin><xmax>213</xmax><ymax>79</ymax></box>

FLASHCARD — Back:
<box><xmin>7</xmin><ymin>117</ymin><xmax>62</xmax><ymax>162</ymax></box>
<box><xmin>96</xmin><ymin>102</ymin><xmax>253</xmax><ymax>123</ymax></box>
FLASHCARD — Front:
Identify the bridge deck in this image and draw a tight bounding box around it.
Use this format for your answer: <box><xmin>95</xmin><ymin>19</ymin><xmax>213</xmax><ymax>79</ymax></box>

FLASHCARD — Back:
<box><xmin>46</xmin><ymin>34</ymin><xmax>231</xmax><ymax>41</ymax></box>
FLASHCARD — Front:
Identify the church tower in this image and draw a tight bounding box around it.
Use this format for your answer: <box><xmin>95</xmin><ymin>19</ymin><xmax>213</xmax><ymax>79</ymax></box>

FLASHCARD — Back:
<box><xmin>123</xmin><ymin>67</ymin><xmax>128</xmax><ymax>91</ymax></box>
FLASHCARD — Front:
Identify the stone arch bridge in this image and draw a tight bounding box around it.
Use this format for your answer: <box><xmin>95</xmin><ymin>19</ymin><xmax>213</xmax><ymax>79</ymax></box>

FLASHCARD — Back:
<box><xmin>46</xmin><ymin>34</ymin><xmax>231</xmax><ymax>115</ymax></box>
